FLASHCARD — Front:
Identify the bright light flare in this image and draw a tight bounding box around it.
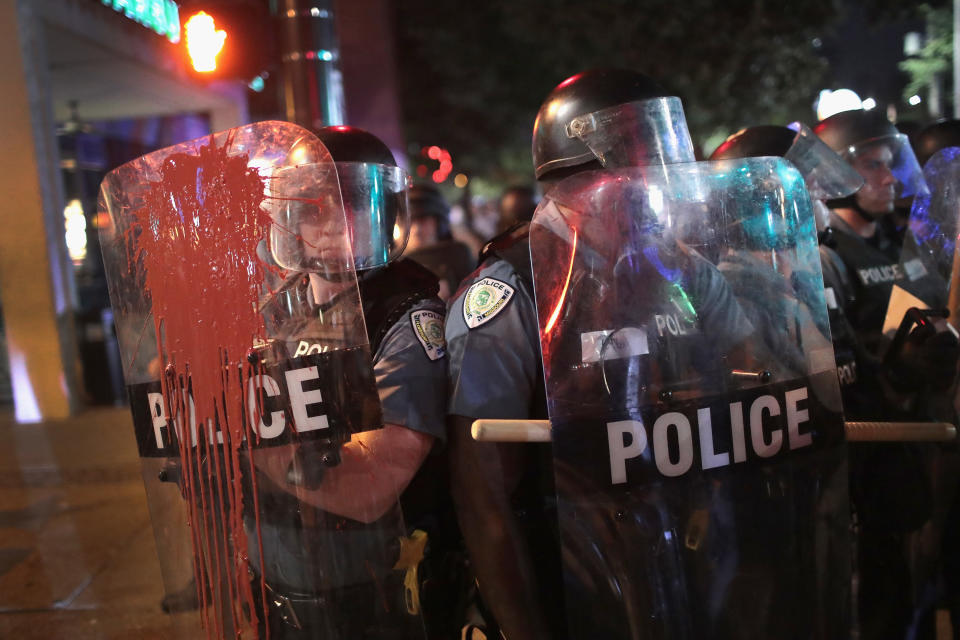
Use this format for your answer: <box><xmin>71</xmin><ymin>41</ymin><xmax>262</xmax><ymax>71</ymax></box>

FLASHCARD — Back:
<box><xmin>908</xmin><ymin>94</ymin><xmax>922</xmax><ymax>106</ymax></box>
<box><xmin>64</xmin><ymin>199</ymin><xmax>87</xmax><ymax>264</ymax></box>
<box><xmin>185</xmin><ymin>11</ymin><xmax>226</xmax><ymax>73</ymax></box>
<box><xmin>544</xmin><ymin>229</ymin><xmax>578</xmax><ymax>334</ymax></box>
<box><xmin>816</xmin><ymin>88</ymin><xmax>863</xmax><ymax>121</ymax></box>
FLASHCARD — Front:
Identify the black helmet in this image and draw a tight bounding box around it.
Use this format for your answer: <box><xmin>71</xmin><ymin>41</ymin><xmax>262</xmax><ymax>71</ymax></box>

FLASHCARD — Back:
<box><xmin>915</xmin><ymin>120</ymin><xmax>960</xmax><ymax>167</ymax></box>
<box><xmin>313</xmin><ymin>125</ymin><xmax>398</xmax><ymax>166</ymax></box>
<box><xmin>532</xmin><ymin>68</ymin><xmax>688</xmax><ymax>180</ymax></box>
<box><xmin>814</xmin><ymin>109</ymin><xmax>900</xmax><ymax>157</ymax></box>
<box><xmin>710</xmin><ymin>123</ymin><xmax>863</xmax><ymax>203</ymax></box>
<box><xmin>309</xmin><ymin>125</ymin><xmax>410</xmax><ymax>270</ymax></box>
<box><xmin>408</xmin><ymin>183</ymin><xmax>452</xmax><ymax>240</ymax></box>
<box><xmin>710</xmin><ymin>126</ymin><xmax>797</xmax><ymax>161</ymax></box>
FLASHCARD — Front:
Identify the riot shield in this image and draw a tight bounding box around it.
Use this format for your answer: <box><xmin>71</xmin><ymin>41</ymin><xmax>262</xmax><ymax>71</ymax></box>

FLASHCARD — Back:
<box><xmin>884</xmin><ymin>147</ymin><xmax>960</xmax><ymax>325</ymax></box>
<box><xmin>98</xmin><ymin>121</ymin><xmax>423</xmax><ymax>639</ymax></box>
<box><xmin>530</xmin><ymin>158</ymin><xmax>849</xmax><ymax>639</ymax></box>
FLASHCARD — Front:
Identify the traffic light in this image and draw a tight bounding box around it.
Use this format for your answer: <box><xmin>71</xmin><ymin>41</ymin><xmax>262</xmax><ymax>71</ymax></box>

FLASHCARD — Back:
<box><xmin>185</xmin><ymin>11</ymin><xmax>226</xmax><ymax>73</ymax></box>
<box><xmin>178</xmin><ymin>1</ymin><xmax>272</xmax><ymax>81</ymax></box>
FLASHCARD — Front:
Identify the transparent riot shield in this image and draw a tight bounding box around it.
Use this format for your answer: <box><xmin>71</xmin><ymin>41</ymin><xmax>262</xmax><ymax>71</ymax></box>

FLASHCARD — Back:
<box><xmin>885</xmin><ymin>147</ymin><xmax>960</xmax><ymax>322</ymax></box>
<box><xmin>530</xmin><ymin>158</ymin><xmax>849</xmax><ymax>639</ymax></box>
<box><xmin>98</xmin><ymin>121</ymin><xmax>424</xmax><ymax>639</ymax></box>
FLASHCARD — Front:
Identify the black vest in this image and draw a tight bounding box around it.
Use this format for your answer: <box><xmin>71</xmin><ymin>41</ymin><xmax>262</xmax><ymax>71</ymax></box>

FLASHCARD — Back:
<box><xmin>829</xmin><ymin>223</ymin><xmax>904</xmax><ymax>354</ymax></box>
<box><xmin>358</xmin><ymin>258</ymin><xmax>440</xmax><ymax>353</ymax></box>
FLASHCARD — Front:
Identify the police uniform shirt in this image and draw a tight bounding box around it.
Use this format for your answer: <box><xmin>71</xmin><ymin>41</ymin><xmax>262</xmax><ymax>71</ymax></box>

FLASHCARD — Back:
<box><xmin>249</xmin><ymin>297</ymin><xmax>447</xmax><ymax>591</ymax></box>
<box><xmin>446</xmin><ymin>256</ymin><xmax>541</xmax><ymax>420</ymax></box>
<box><xmin>374</xmin><ymin>296</ymin><xmax>448</xmax><ymax>440</ymax></box>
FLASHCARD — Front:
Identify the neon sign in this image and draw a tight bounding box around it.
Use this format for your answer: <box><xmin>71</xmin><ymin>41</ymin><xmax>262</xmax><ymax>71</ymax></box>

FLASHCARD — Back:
<box><xmin>101</xmin><ymin>0</ymin><xmax>181</xmax><ymax>44</ymax></box>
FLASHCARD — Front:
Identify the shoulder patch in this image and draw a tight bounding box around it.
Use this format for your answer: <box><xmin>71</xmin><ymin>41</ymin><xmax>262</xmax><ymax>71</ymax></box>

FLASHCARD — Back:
<box><xmin>463</xmin><ymin>277</ymin><xmax>515</xmax><ymax>329</ymax></box>
<box><xmin>410</xmin><ymin>309</ymin><xmax>446</xmax><ymax>360</ymax></box>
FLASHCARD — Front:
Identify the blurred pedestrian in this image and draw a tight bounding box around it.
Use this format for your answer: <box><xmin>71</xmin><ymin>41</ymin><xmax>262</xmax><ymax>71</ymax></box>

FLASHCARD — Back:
<box><xmin>405</xmin><ymin>184</ymin><xmax>475</xmax><ymax>301</ymax></box>
<box><xmin>496</xmin><ymin>185</ymin><xmax>538</xmax><ymax>234</ymax></box>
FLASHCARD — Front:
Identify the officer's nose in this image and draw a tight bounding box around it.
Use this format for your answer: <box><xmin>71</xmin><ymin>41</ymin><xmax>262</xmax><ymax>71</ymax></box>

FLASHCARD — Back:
<box><xmin>879</xmin><ymin>166</ymin><xmax>896</xmax><ymax>187</ymax></box>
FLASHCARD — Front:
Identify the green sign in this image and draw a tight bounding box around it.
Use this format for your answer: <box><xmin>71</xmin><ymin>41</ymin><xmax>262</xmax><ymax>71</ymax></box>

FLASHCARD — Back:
<box><xmin>101</xmin><ymin>0</ymin><xmax>181</xmax><ymax>44</ymax></box>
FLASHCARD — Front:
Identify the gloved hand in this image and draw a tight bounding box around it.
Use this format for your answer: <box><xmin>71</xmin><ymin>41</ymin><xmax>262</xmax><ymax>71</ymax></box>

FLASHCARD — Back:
<box><xmin>886</xmin><ymin>322</ymin><xmax>960</xmax><ymax>393</ymax></box>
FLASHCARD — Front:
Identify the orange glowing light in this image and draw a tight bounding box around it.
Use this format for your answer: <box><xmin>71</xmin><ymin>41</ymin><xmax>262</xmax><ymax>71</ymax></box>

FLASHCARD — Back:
<box><xmin>185</xmin><ymin>11</ymin><xmax>227</xmax><ymax>73</ymax></box>
<box><xmin>544</xmin><ymin>229</ymin><xmax>577</xmax><ymax>334</ymax></box>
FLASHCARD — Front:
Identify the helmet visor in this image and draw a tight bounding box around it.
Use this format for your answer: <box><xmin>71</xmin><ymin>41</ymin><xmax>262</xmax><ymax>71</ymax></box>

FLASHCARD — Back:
<box><xmin>784</xmin><ymin>122</ymin><xmax>864</xmax><ymax>201</ymax></box>
<box><xmin>336</xmin><ymin>162</ymin><xmax>411</xmax><ymax>270</ymax></box>
<box><xmin>268</xmin><ymin>162</ymin><xmax>410</xmax><ymax>272</ymax></box>
<box><xmin>845</xmin><ymin>133</ymin><xmax>930</xmax><ymax>200</ymax></box>
<box><xmin>565</xmin><ymin>97</ymin><xmax>696</xmax><ymax>169</ymax></box>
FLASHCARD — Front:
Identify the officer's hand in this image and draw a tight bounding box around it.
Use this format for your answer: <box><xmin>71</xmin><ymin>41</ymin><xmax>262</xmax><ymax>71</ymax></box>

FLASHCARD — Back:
<box><xmin>887</xmin><ymin>322</ymin><xmax>960</xmax><ymax>392</ymax></box>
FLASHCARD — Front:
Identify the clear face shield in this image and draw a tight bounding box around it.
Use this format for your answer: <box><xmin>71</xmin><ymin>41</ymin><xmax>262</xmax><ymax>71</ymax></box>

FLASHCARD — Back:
<box><xmin>565</xmin><ymin>97</ymin><xmax>697</xmax><ymax>169</ymax></box>
<box><xmin>844</xmin><ymin>132</ymin><xmax>930</xmax><ymax>200</ymax></box>
<box><xmin>784</xmin><ymin>122</ymin><xmax>864</xmax><ymax>201</ymax></box>
<box><xmin>269</xmin><ymin>161</ymin><xmax>411</xmax><ymax>273</ymax></box>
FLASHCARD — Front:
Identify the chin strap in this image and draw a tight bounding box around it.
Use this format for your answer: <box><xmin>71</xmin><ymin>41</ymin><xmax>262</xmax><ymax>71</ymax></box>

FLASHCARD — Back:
<box><xmin>826</xmin><ymin>195</ymin><xmax>882</xmax><ymax>224</ymax></box>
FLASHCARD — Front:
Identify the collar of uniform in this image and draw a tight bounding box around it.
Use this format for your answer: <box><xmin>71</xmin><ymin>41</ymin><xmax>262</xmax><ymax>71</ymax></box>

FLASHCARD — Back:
<box><xmin>827</xmin><ymin>209</ymin><xmax>857</xmax><ymax>237</ymax></box>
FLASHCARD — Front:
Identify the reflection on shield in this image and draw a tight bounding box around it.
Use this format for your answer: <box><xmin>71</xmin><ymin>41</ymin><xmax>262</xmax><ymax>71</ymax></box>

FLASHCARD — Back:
<box><xmin>531</xmin><ymin>158</ymin><xmax>849</xmax><ymax>638</ymax></box>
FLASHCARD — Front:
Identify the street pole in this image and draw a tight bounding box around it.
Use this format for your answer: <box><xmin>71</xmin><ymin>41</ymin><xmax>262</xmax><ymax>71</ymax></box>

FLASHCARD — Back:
<box><xmin>274</xmin><ymin>0</ymin><xmax>345</xmax><ymax>129</ymax></box>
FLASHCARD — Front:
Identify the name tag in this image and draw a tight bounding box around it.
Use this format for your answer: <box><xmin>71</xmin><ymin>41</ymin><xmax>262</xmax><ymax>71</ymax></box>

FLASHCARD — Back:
<box><xmin>903</xmin><ymin>258</ymin><xmax>928</xmax><ymax>282</ymax></box>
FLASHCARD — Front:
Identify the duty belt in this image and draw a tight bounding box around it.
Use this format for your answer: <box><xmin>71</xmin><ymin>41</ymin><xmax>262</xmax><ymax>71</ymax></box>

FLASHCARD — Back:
<box><xmin>255</xmin><ymin>529</ymin><xmax>429</xmax><ymax>630</ymax></box>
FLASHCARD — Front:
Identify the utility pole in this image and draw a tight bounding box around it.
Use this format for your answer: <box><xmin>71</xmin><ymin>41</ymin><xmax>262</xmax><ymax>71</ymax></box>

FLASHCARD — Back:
<box><xmin>274</xmin><ymin>0</ymin><xmax>345</xmax><ymax>129</ymax></box>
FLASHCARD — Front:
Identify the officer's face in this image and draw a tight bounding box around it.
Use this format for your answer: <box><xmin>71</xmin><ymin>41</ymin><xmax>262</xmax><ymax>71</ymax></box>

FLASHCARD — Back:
<box><xmin>851</xmin><ymin>144</ymin><xmax>896</xmax><ymax>215</ymax></box>
<box><xmin>299</xmin><ymin>218</ymin><xmax>351</xmax><ymax>267</ymax></box>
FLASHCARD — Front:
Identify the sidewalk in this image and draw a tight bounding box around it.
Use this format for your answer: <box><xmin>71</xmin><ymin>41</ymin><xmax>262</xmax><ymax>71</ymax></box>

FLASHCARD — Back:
<box><xmin>0</xmin><ymin>407</ymin><xmax>197</xmax><ymax>639</ymax></box>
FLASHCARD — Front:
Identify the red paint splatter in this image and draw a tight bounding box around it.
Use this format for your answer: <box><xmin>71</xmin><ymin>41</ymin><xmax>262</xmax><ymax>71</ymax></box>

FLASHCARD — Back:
<box><xmin>128</xmin><ymin>133</ymin><xmax>269</xmax><ymax>638</ymax></box>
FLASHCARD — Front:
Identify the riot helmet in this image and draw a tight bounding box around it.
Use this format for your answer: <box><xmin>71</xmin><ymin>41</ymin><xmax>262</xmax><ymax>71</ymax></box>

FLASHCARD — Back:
<box><xmin>814</xmin><ymin>110</ymin><xmax>928</xmax><ymax>216</ymax></box>
<box><xmin>408</xmin><ymin>183</ymin><xmax>452</xmax><ymax>245</ymax></box>
<box><xmin>532</xmin><ymin>68</ymin><xmax>695</xmax><ymax>181</ymax></box>
<box><xmin>915</xmin><ymin>119</ymin><xmax>960</xmax><ymax>167</ymax></box>
<box><xmin>269</xmin><ymin>125</ymin><xmax>410</xmax><ymax>273</ymax></box>
<box><xmin>711</xmin><ymin>123</ymin><xmax>863</xmax><ymax>202</ymax></box>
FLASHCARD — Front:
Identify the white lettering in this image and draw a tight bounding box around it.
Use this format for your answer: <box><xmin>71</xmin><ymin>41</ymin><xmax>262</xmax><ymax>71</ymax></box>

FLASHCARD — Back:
<box><xmin>294</xmin><ymin>341</ymin><xmax>310</xmax><ymax>357</ymax></box>
<box><xmin>750</xmin><ymin>395</ymin><xmax>782</xmax><ymax>458</ymax></box>
<box><xmin>246</xmin><ymin>374</ymin><xmax>286</xmax><ymax>439</ymax></box>
<box><xmin>607</xmin><ymin>420</ymin><xmax>648</xmax><ymax>485</ymax></box>
<box><xmin>697</xmin><ymin>407</ymin><xmax>730</xmax><ymax>470</ymax></box>
<box><xmin>729</xmin><ymin>401</ymin><xmax>748</xmax><ymax>463</ymax></box>
<box><xmin>655</xmin><ymin>315</ymin><xmax>667</xmax><ymax>336</ymax></box>
<box><xmin>653</xmin><ymin>412</ymin><xmax>694</xmax><ymax>477</ymax></box>
<box><xmin>285</xmin><ymin>366</ymin><xmax>329</xmax><ymax>432</ymax></box>
<box><xmin>785</xmin><ymin>387</ymin><xmax>813</xmax><ymax>450</ymax></box>
<box><xmin>148</xmin><ymin>392</ymin><xmax>168</xmax><ymax>449</ymax></box>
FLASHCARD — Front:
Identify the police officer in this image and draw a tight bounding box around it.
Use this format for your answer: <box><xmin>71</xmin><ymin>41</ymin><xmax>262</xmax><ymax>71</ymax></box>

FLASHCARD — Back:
<box><xmin>814</xmin><ymin>110</ymin><xmax>951</xmax><ymax>640</ymax></box>
<box><xmin>247</xmin><ymin>126</ymin><xmax>455</xmax><ymax>639</ymax></box>
<box><xmin>445</xmin><ymin>68</ymin><xmax>739</xmax><ymax>640</ymax></box>
<box><xmin>813</xmin><ymin>111</ymin><xmax>928</xmax><ymax>355</ymax></box>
